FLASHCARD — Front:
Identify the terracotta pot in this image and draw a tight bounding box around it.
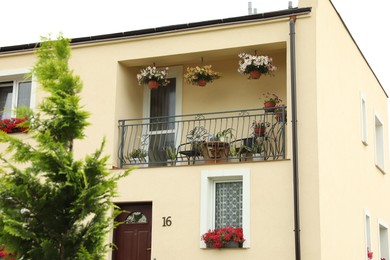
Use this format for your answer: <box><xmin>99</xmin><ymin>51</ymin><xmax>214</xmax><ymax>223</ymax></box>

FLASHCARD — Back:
<box><xmin>264</xmin><ymin>101</ymin><xmax>276</xmax><ymax>112</ymax></box>
<box><xmin>275</xmin><ymin>112</ymin><xmax>287</xmax><ymax>122</ymax></box>
<box><xmin>148</xmin><ymin>80</ymin><xmax>159</xmax><ymax>89</ymax></box>
<box><xmin>249</xmin><ymin>70</ymin><xmax>261</xmax><ymax>79</ymax></box>
<box><xmin>197</xmin><ymin>79</ymin><xmax>207</xmax><ymax>87</ymax></box>
<box><xmin>254</xmin><ymin>127</ymin><xmax>266</xmax><ymax>137</ymax></box>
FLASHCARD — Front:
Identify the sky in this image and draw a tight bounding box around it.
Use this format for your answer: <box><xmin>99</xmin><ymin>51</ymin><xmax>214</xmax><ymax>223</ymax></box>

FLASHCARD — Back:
<box><xmin>0</xmin><ymin>0</ymin><xmax>389</xmax><ymax>95</ymax></box>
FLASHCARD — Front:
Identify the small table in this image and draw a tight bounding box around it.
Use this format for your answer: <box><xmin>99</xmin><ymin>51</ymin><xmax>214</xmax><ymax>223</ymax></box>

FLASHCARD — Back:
<box><xmin>203</xmin><ymin>141</ymin><xmax>229</xmax><ymax>163</ymax></box>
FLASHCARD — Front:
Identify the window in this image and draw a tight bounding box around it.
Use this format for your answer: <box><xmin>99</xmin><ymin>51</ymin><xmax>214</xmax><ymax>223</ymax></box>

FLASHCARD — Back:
<box><xmin>0</xmin><ymin>69</ymin><xmax>33</xmax><ymax>119</ymax></box>
<box><xmin>200</xmin><ymin>168</ymin><xmax>250</xmax><ymax>248</ymax></box>
<box><xmin>365</xmin><ymin>210</ymin><xmax>372</xmax><ymax>259</ymax></box>
<box><xmin>360</xmin><ymin>95</ymin><xmax>367</xmax><ymax>144</ymax></box>
<box><xmin>375</xmin><ymin>114</ymin><xmax>385</xmax><ymax>172</ymax></box>
<box><xmin>379</xmin><ymin>221</ymin><xmax>389</xmax><ymax>260</ymax></box>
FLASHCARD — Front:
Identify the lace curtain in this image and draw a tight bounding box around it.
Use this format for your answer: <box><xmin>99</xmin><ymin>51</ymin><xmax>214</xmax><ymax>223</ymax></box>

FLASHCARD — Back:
<box><xmin>215</xmin><ymin>181</ymin><xmax>242</xmax><ymax>228</ymax></box>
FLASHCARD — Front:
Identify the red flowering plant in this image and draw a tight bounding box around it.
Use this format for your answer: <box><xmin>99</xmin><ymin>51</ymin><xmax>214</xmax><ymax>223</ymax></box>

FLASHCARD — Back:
<box><xmin>0</xmin><ymin>117</ymin><xmax>28</xmax><ymax>133</ymax></box>
<box><xmin>201</xmin><ymin>226</ymin><xmax>245</xmax><ymax>248</ymax></box>
<box><xmin>367</xmin><ymin>248</ymin><xmax>374</xmax><ymax>259</ymax></box>
<box><xmin>0</xmin><ymin>246</ymin><xmax>14</xmax><ymax>259</ymax></box>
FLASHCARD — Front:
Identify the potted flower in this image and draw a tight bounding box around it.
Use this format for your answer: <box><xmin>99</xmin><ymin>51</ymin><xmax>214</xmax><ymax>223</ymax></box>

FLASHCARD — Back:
<box><xmin>201</xmin><ymin>226</ymin><xmax>245</xmax><ymax>248</ymax></box>
<box><xmin>165</xmin><ymin>145</ymin><xmax>177</xmax><ymax>166</ymax></box>
<box><xmin>184</xmin><ymin>65</ymin><xmax>222</xmax><ymax>86</ymax></box>
<box><xmin>0</xmin><ymin>246</ymin><xmax>14</xmax><ymax>259</ymax></box>
<box><xmin>252</xmin><ymin>120</ymin><xmax>269</xmax><ymax>137</ymax></box>
<box><xmin>0</xmin><ymin>117</ymin><xmax>28</xmax><ymax>133</ymax></box>
<box><xmin>215</xmin><ymin>128</ymin><xmax>234</xmax><ymax>142</ymax></box>
<box><xmin>238</xmin><ymin>52</ymin><xmax>277</xmax><ymax>79</ymax></box>
<box><xmin>128</xmin><ymin>148</ymin><xmax>147</xmax><ymax>164</ymax></box>
<box><xmin>275</xmin><ymin>104</ymin><xmax>287</xmax><ymax>122</ymax></box>
<box><xmin>137</xmin><ymin>66</ymin><xmax>169</xmax><ymax>89</ymax></box>
<box><xmin>261</xmin><ymin>92</ymin><xmax>282</xmax><ymax>112</ymax></box>
<box><xmin>367</xmin><ymin>248</ymin><xmax>374</xmax><ymax>259</ymax></box>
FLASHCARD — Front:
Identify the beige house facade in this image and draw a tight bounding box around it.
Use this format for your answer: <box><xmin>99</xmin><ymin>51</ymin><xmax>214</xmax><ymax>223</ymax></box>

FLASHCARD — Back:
<box><xmin>0</xmin><ymin>0</ymin><xmax>389</xmax><ymax>259</ymax></box>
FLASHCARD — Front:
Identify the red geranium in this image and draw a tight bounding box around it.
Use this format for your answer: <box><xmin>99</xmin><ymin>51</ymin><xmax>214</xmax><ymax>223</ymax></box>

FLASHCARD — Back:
<box><xmin>367</xmin><ymin>248</ymin><xmax>374</xmax><ymax>259</ymax></box>
<box><xmin>0</xmin><ymin>117</ymin><xmax>28</xmax><ymax>133</ymax></box>
<box><xmin>201</xmin><ymin>226</ymin><xmax>245</xmax><ymax>248</ymax></box>
<box><xmin>0</xmin><ymin>246</ymin><xmax>14</xmax><ymax>259</ymax></box>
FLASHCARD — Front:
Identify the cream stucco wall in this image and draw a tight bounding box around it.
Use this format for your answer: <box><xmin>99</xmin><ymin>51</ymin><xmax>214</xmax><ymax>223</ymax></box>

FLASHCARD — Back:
<box><xmin>315</xmin><ymin>0</ymin><xmax>389</xmax><ymax>259</ymax></box>
<box><xmin>112</xmin><ymin>161</ymin><xmax>294</xmax><ymax>260</ymax></box>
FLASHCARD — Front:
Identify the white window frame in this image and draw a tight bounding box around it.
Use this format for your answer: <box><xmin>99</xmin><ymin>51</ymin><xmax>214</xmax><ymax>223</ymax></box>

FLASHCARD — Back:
<box><xmin>200</xmin><ymin>168</ymin><xmax>250</xmax><ymax>248</ymax></box>
<box><xmin>378</xmin><ymin>220</ymin><xmax>389</xmax><ymax>260</ymax></box>
<box><xmin>0</xmin><ymin>68</ymin><xmax>36</xmax><ymax>118</ymax></box>
<box><xmin>374</xmin><ymin>113</ymin><xmax>385</xmax><ymax>173</ymax></box>
<box><xmin>365</xmin><ymin>209</ymin><xmax>372</xmax><ymax>259</ymax></box>
<box><xmin>360</xmin><ymin>93</ymin><xmax>368</xmax><ymax>145</ymax></box>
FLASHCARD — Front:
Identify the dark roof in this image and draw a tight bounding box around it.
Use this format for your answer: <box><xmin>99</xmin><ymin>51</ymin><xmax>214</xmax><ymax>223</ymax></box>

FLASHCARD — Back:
<box><xmin>0</xmin><ymin>7</ymin><xmax>311</xmax><ymax>54</ymax></box>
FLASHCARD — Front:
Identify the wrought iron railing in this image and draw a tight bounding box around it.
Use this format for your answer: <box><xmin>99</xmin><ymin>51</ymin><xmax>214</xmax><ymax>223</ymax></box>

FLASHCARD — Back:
<box><xmin>118</xmin><ymin>107</ymin><xmax>286</xmax><ymax>168</ymax></box>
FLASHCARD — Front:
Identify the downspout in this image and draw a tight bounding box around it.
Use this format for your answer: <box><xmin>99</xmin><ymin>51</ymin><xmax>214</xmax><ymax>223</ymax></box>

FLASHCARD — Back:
<box><xmin>289</xmin><ymin>14</ymin><xmax>301</xmax><ymax>260</ymax></box>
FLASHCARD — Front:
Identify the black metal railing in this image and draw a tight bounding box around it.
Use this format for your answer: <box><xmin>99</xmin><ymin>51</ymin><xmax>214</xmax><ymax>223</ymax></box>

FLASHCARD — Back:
<box><xmin>118</xmin><ymin>107</ymin><xmax>287</xmax><ymax>168</ymax></box>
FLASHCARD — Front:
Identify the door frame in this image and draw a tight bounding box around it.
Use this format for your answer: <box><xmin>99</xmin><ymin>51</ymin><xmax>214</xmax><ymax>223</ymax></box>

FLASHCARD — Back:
<box><xmin>112</xmin><ymin>202</ymin><xmax>153</xmax><ymax>260</ymax></box>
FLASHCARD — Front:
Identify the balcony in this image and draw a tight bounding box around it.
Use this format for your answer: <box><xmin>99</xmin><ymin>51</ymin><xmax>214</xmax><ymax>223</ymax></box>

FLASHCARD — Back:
<box><xmin>118</xmin><ymin>106</ymin><xmax>286</xmax><ymax>168</ymax></box>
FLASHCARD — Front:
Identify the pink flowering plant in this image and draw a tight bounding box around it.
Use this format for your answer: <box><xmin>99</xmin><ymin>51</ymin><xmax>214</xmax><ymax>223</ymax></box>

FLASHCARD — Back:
<box><xmin>137</xmin><ymin>66</ymin><xmax>169</xmax><ymax>86</ymax></box>
<box><xmin>238</xmin><ymin>52</ymin><xmax>277</xmax><ymax>76</ymax></box>
<box><xmin>0</xmin><ymin>117</ymin><xmax>28</xmax><ymax>133</ymax></box>
<box><xmin>201</xmin><ymin>226</ymin><xmax>245</xmax><ymax>248</ymax></box>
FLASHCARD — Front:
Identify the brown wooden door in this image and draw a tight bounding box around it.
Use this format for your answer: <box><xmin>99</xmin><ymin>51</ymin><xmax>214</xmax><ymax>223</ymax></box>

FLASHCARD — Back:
<box><xmin>113</xmin><ymin>203</ymin><xmax>152</xmax><ymax>260</ymax></box>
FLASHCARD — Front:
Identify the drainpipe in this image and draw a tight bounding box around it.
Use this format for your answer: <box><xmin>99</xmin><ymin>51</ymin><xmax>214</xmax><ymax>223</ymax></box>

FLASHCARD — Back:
<box><xmin>289</xmin><ymin>14</ymin><xmax>301</xmax><ymax>260</ymax></box>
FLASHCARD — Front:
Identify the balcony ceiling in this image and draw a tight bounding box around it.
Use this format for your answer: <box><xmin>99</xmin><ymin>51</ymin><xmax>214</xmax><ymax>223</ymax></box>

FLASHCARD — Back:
<box><xmin>120</xmin><ymin>42</ymin><xmax>286</xmax><ymax>68</ymax></box>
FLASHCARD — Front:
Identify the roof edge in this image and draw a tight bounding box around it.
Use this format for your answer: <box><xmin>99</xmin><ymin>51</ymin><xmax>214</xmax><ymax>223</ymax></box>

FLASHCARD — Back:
<box><xmin>0</xmin><ymin>7</ymin><xmax>311</xmax><ymax>54</ymax></box>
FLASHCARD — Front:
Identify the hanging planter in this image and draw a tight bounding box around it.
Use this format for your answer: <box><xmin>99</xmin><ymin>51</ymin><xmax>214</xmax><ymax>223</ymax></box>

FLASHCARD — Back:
<box><xmin>197</xmin><ymin>79</ymin><xmax>208</xmax><ymax>87</ymax></box>
<box><xmin>137</xmin><ymin>66</ymin><xmax>169</xmax><ymax>89</ymax></box>
<box><xmin>238</xmin><ymin>52</ymin><xmax>277</xmax><ymax>79</ymax></box>
<box><xmin>249</xmin><ymin>70</ymin><xmax>261</xmax><ymax>79</ymax></box>
<box><xmin>147</xmin><ymin>80</ymin><xmax>159</xmax><ymax>89</ymax></box>
<box><xmin>184</xmin><ymin>65</ymin><xmax>221</xmax><ymax>87</ymax></box>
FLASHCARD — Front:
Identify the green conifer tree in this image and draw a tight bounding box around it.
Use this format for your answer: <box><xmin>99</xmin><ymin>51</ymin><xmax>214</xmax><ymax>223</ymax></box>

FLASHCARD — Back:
<box><xmin>0</xmin><ymin>36</ymin><xmax>129</xmax><ymax>259</ymax></box>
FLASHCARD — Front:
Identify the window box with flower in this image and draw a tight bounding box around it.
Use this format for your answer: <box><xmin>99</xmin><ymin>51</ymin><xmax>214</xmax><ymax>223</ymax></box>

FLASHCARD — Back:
<box><xmin>201</xmin><ymin>226</ymin><xmax>245</xmax><ymax>248</ymax></box>
<box><xmin>238</xmin><ymin>52</ymin><xmax>277</xmax><ymax>79</ymax></box>
<box><xmin>136</xmin><ymin>66</ymin><xmax>169</xmax><ymax>89</ymax></box>
<box><xmin>184</xmin><ymin>65</ymin><xmax>221</xmax><ymax>87</ymax></box>
<box><xmin>0</xmin><ymin>117</ymin><xmax>28</xmax><ymax>134</ymax></box>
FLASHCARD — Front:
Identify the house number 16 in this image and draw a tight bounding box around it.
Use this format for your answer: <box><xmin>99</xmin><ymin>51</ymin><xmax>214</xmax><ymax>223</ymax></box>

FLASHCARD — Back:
<box><xmin>162</xmin><ymin>216</ymin><xmax>172</xmax><ymax>227</ymax></box>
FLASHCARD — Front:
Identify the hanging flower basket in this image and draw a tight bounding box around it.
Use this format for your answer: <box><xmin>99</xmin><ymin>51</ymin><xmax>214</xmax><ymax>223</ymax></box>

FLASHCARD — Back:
<box><xmin>147</xmin><ymin>80</ymin><xmax>159</xmax><ymax>89</ymax></box>
<box><xmin>184</xmin><ymin>65</ymin><xmax>221</xmax><ymax>86</ymax></box>
<box><xmin>137</xmin><ymin>66</ymin><xmax>169</xmax><ymax>89</ymax></box>
<box><xmin>238</xmin><ymin>52</ymin><xmax>277</xmax><ymax>79</ymax></box>
<box><xmin>249</xmin><ymin>70</ymin><xmax>261</xmax><ymax>79</ymax></box>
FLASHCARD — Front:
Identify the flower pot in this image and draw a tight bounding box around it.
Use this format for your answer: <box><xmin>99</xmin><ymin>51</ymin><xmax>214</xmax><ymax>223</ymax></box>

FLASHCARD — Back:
<box><xmin>223</xmin><ymin>241</ymin><xmax>242</xmax><ymax>248</ymax></box>
<box><xmin>197</xmin><ymin>79</ymin><xmax>207</xmax><ymax>87</ymax></box>
<box><xmin>254</xmin><ymin>127</ymin><xmax>266</xmax><ymax>137</ymax></box>
<box><xmin>166</xmin><ymin>159</ymin><xmax>176</xmax><ymax>166</ymax></box>
<box><xmin>264</xmin><ymin>101</ymin><xmax>276</xmax><ymax>112</ymax></box>
<box><xmin>148</xmin><ymin>80</ymin><xmax>159</xmax><ymax>89</ymax></box>
<box><xmin>249</xmin><ymin>70</ymin><xmax>261</xmax><ymax>79</ymax></box>
<box><xmin>275</xmin><ymin>112</ymin><xmax>287</xmax><ymax>122</ymax></box>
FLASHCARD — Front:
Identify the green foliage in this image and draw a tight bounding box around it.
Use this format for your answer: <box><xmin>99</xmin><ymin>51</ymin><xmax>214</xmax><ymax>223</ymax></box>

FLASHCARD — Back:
<box><xmin>0</xmin><ymin>35</ymin><xmax>130</xmax><ymax>259</ymax></box>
